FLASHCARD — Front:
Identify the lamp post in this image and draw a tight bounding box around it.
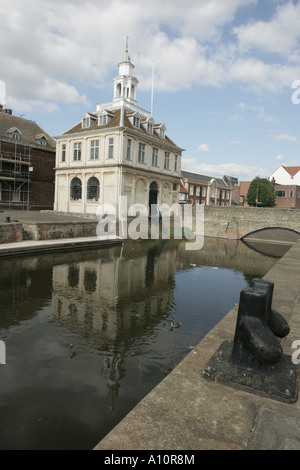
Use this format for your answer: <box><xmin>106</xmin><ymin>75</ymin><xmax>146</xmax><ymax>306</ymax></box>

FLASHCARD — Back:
<box><xmin>256</xmin><ymin>176</ymin><xmax>259</xmax><ymax>207</ymax></box>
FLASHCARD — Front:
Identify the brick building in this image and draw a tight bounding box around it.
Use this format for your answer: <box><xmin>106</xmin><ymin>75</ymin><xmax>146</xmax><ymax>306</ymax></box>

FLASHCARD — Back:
<box><xmin>0</xmin><ymin>106</ymin><xmax>56</xmax><ymax>210</ymax></box>
<box><xmin>237</xmin><ymin>177</ymin><xmax>300</xmax><ymax>209</ymax></box>
<box><xmin>181</xmin><ymin>171</ymin><xmax>232</xmax><ymax>206</ymax></box>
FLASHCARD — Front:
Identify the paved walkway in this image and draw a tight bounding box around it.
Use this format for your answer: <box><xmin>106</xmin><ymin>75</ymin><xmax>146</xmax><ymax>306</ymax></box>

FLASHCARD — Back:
<box><xmin>0</xmin><ymin>209</ymin><xmax>98</xmax><ymax>224</ymax></box>
<box><xmin>94</xmin><ymin>240</ymin><xmax>300</xmax><ymax>450</ymax></box>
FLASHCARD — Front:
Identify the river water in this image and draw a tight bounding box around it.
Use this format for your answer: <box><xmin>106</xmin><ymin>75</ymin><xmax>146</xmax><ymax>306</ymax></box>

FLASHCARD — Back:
<box><xmin>0</xmin><ymin>237</ymin><xmax>291</xmax><ymax>449</ymax></box>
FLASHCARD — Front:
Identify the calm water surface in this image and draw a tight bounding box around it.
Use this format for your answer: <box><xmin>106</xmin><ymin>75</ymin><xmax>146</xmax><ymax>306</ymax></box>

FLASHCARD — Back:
<box><xmin>0</xmin><ymin>237</ymin><xmax>290</xmax><ymax>449</ymax></box>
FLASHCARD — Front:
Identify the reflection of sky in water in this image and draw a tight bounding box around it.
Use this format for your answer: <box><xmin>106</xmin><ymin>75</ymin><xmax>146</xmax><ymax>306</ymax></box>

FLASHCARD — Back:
<box><xmin>0</xmin><ymin>239</ymin><xmax>286</xmax><ymax>449</ymax></box>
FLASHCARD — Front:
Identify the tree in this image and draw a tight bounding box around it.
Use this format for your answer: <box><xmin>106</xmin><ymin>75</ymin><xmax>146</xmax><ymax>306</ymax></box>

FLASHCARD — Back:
<box><xmin>247</xmin><ymin>177</ymin><xmax>276</xmax><ymax>207</ymax></box>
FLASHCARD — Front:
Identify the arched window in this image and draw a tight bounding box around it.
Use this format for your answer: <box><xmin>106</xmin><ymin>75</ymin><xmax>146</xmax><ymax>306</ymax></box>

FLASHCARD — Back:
<box><xmin>87</xmin><ymin>177</ymin><xmax>100</xmax><ymax>201</ymax></box>
<box><xmin>70</xmin><ymin>177</ymin><xmax>82</xmax><ymax>201</ymax></box>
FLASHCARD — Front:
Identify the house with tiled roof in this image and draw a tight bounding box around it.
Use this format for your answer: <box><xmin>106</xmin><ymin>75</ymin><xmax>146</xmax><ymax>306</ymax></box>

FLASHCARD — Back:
<box><xmin>54</xmin><ymin>45</ymin><xmax>184</xmax><ymax>215</ymax></box>
<box><xmin>181</xmin><ymin>170</ymin><xmax>232</xmax><ymax>206</ymax></box>
<box><xmin>0</xmin><ymin>106</ymin><xmax>56</xmax><ymax>209</ymax></box>
<box><xmin>269</xmin><ymin>165</ymin><xmax>300</xmax><ymax>185</ymax></box>
<box><xmin>268</xmin><ymin>165</ymin><xmax>300</xmax><ymax>208</ymax></box>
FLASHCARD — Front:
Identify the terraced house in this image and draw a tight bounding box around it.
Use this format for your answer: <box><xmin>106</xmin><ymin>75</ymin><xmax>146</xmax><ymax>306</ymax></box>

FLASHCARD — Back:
<box><xmin>54</xmin><ymin>45</ymin><xmax>184</xmax><ymax>216</ymax></box>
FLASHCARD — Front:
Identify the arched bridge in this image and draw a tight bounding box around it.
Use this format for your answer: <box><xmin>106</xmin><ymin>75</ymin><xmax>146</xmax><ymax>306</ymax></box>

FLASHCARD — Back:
<box><xmin>202</xmin><ymin>206</ymin><xmax>300</xmax><ymax>242</ymax></box>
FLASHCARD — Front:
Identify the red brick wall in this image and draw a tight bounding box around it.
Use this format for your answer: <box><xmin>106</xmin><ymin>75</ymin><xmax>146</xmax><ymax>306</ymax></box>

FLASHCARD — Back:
<box><xmin>0</xmin><ymin>140</ymin><xmax>55</xmax><ymax>209</ymax></box>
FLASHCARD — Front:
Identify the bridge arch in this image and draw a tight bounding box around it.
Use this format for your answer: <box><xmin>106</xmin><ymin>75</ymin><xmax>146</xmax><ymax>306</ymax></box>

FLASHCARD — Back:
<box><xmin>242</xmin><ymin>227</ymin><xmax>300</xmax><ymax>243</ymax></box>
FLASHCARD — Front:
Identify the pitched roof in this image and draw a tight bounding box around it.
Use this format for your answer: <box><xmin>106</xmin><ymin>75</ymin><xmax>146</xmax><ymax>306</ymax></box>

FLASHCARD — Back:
<box><xmin>180</xmin><ymin>179</ymin><xmax>188</xmax><ymax>193</ymax></box>
<box><xmin>0</xmin><ymin>112</ymin><xmax>56</xmax><ymax>149</ymax></box>
<box><xmin>62</xmin><ymin>108</ymin><xmax>180</xmax><ymax>148</ymax></box>
<box><xmin>282</xmin><ymin>166</ymin><xmax>300</xmax><ymax>177</ymax></box>
<box><xmin>181</xmin><ymin>170</ymin><xmax>227</xmax><ymax>187</ymax></box>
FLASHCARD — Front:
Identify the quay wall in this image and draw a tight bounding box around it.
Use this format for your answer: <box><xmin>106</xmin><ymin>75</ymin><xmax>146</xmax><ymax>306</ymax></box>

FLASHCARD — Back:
<box><xmin>22</xmin><ymin>221</ymin><xmax>99</xmax><ymax>241</ymax></box>
<box><xmin>1</xmin><ymin>206</ymin><xmax>300</xmax><ymax>244</ymax></box>
<box><xmin>0</xmin><ymin>223</ymin><xmax>23</xmax><ymax>244</ymax></box>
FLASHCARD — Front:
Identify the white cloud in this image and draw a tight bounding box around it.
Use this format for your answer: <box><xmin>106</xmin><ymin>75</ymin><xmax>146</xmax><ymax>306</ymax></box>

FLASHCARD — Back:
<box><xmin>182</xmin><ymin>158</ymin><xmax>269</xmax><ymax>180</ymax></box>
<box><xmin>235</xmin><ymin>102</ymin><xmax>277</xmax><ymax>123</ymax></box>
<box><xmin>275</xmin><ymin>154</ymin><xmax>284</xmax><ymax>161</ymax></box>
<box><xmin>275</xmin><ymin>134</ymin><xmax>298</xmax><ymax>142</ymax></box>
<box><xmin>234</xmin><ymin>2</ymin><xmax>300</xmax><ymax>56</ymax></box>
<box><xmin>197</xmin><ymin>144</ymin><xmax>211</xmax><ymax>153</ymax></box>
<box><xmin>0</xmin><ymin>0</ymin><xmax>299</xmax><ymax>113</ymax></box>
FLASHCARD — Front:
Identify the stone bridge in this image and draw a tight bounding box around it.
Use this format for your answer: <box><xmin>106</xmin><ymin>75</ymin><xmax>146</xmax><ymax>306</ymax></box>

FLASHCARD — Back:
<box><xmin>201</xmin><ymin>206</ymin><xmax>300</xmax><ymax>242</ymax></box>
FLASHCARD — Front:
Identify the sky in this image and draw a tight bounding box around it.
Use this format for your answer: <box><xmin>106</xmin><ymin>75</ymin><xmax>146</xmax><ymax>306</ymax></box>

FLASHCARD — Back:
<box><xmin>0</xmin><ymin>0</ymin><xmax>300</xmax><ymax>181</ymax></box>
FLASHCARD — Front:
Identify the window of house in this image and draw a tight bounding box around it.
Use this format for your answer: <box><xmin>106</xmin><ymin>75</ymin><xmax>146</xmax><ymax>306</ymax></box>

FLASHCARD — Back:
<box><xmin>82</xmin><ymin>117</ymin><xmax>89</xmax><ymax>128</ymax></box>
<box><xmin>147</xmin><ymin>122</ymin><xmax>153</xmax><ymax>133</ymax></box>
<box><xmin>90</xmin><ymin>140</ymin><xmax>99</xmax><ymax>159</ymax></box>
<box><xmin>73</xmin><ymin>142</ymin><xmax>81</xmax><ymax>161</ymax></box>
<box><xmin>11</xmin><ymin>131</ymin><xmax>20</xmax><ymax>140</ymax></box>
<box><xmin>297</xmin><ymin>192</ymin><xmax>300</xmax><ymax>199</ymax></box>
<box><xmin>174</xmin><ymin>155</ymin><xmax>178</xmax><ymax>171</ymax></box>
<box><xmin>87</xmin><ymin>177</ymin><xmax>100</xmax><ymax>201</ymax></box>
<box><xmin>138</xmin><ymin>143</ymin><xmax>145</xmax><ymax>163</ymax></box>
<box><xmin>126</xmin><ymin>139</ymin><xmax>132</xmax><ymax>160</ymax></box>
<box><xmin>61</xmin><ymin>144</ymin><xmax>66</xmax><ymax>162</ymax></box>
<box><xmin>196</xmin><ymin>186</ymin><xmax>200</xmax><ymax>196</ymax></box>
<box><xmin>99</xmin><ymin>114</ymin><xmax>107</xmax><ymax>126</ymax></box>
<box><xmin>152</xmin><ymin>148</ymin><xmax>158</xmax><ymax>167</ymax></box>
<box><xmin>164</xmin><ymin>152</ymin><xmax>170</xmax><ymax>169</ymax></box>
<box><xmin>70</xmin><ymin>177</ymin><xmax>82</xmax><ymax>200</ymax></box>
<box><xmin>226</xmin><ymin>191</ymin><xmax>230</xmax><ymax>199</ymax></box>
<box><xmin>275</xmin><ymin>190</ymin><xmax>286</xmax><ymax>198</ymax></box>
<box><xmin>202</xmin><ymin>187</ymin><xmax>206</xmax><ymax>197</ymax></box>
<box><xmin>173</xmin><ymin>183</ymin><xmax>177</xmax><ymax>191</ymax></box>
<box><xmin>133</xmin><ymin>116</ymin><xmax>140</xmax><ymax>128</ymax></box>
<box><xmin>99</xmin><ymin>113</ymin><xmax>112</xmax><ymax>126</ymax></box>
<box><xmin>159</xmin><ymin>126</ymin><xmax>166</xmax><ymax>139</ymax></box>
<box><xmin>290</xmin><ymin>190</ymin><xmax>294</xmax><ymax>198</ymax></box>
<box><xmin>108</xmin><ymin>138</ymin><xmax>114</xmax><ymax>158</ymax></box>
<box><xmin>190</xmin><ymin>185</ymin><xmax>194</xmax><ymax>196</ymax></box>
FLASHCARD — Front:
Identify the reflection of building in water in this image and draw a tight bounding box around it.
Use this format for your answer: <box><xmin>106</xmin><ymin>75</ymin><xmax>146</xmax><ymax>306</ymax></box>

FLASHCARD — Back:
<box><xmin>52</xmin><ymin>242</ymin><xmax>177</xmax><ymax>404</ymax></box>
<box><xmin>52</xmin><ymin>242</ymin><xmax>177</xmax><ymax>341</ymax></box>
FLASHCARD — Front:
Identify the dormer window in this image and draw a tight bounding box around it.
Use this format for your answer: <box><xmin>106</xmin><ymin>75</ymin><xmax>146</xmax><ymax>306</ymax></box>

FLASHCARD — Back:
<box><xmin>98</xmin><ymin>110</ymin><xmax>113</xmax><ymax>126</ymax></box>
<box><xmin>133</xmin><ymin>115</ymin><xmax>140</xmax><ymax>128</ymax></box>
<box><xmin>145</xmin><ymin>118</ymin><xmax>154</xmax><ymax>134</ymax></box>
<box><xmin>35</xmin><ymin>134</ymin><xmax>48</xmax><ymax>146</ymax></box>
<box><xmin>129</xmin><ymin>112</ymin><xmax>141</xmax><ymax>129</ymax></box>
<box><xmin>81</xmin><ymin>113</ymin><xmax>96</xmax><ymax>129</ymax></box>
<box><xmin>7</xmin><ymin>127</ymin><xmax>21</xmax><ymax>140</ymax></box>
<box><xmin>82</xmin><ymin>117</ymin><xmax>90</xmax><ymax>128</ymax></box>
<box><xmin>154</xmin><ymin>124</ymin><xmax>166</xmax><ymax>139</ymax></box>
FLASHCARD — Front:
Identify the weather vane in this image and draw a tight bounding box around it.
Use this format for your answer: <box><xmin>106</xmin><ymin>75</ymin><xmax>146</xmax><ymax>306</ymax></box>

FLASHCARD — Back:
<box><xmin>124</xmin><ymin>35</ymin><xmax>129</xmax><ymax>52</ymax></box>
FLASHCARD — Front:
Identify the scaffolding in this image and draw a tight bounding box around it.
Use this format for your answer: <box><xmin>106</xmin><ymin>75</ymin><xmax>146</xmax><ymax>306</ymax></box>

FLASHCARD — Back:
<box><xmin>0</xmin><ymin>140</ymin><xmax>32</xmax><ymax>210</ymax></box>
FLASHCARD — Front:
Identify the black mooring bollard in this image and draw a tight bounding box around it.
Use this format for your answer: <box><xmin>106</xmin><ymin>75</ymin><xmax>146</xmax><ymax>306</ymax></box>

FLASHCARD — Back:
<box><xmin>250</xmin><ymin>278</ymin><xmax>290</xmax><ymax>338</ymax></box>
<box><xmin>231</xmin><ymin>287</ymin><xmax>282</xmax><ymax>367</ymax></box>
<box><xmin>202</xmin><ymin>280</ymin><xmax>299</xmax><ymax>403</ymax></box>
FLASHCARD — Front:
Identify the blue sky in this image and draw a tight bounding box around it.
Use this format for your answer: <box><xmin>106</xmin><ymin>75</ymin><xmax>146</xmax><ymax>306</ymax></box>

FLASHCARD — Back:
<box><xmin>0</xmin><ymin>0</ymin><xmax>300</xmax><ymax>181</ymax></box>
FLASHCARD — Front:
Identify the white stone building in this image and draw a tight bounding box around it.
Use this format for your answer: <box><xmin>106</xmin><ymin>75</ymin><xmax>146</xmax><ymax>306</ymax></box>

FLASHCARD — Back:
<box><xmin>54</xmin><ymin>46</ymin><xmax>184</xmax><ymax>216</ymax></box>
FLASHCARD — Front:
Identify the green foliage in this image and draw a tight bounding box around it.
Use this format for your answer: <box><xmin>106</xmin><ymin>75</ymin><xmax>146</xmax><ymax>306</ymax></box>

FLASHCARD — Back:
<box><xmin>247</xmin><ymin>177</ymin><xmax>276</xmax><ymax>207</ymax></box>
